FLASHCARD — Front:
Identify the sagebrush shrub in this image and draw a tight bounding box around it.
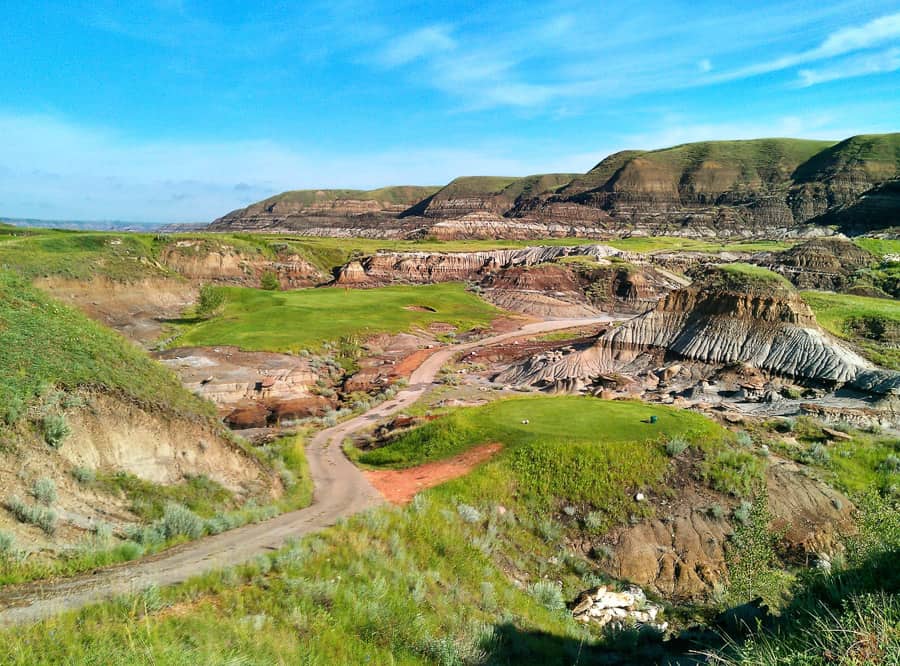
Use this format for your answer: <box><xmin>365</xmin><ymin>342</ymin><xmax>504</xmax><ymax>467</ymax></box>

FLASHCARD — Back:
<box><xmin>457</xmin><ymin>503</ymin><xmax>483</xmax><ymax>524</ymax></box>
<box><xmin>665</xmin><ymin>437</ymin><xmax>689</xmax><ymax>457</ymax></box>
<box><xmin>72</xmin><ymin>466</ymin><xmax>96</xmax><ymax>484</ymax></box>
<box><xmin>31</xmin><ymin>478</ymin><xmax>57</xmax><ymax>506</ymax></box>
<box><xmin>161</xmin><ymin>502</ymin><xmax>204</xmax><ymax>540</ymax></box>
<box><xmin>5</xmin><ymin>495</ymin><xmax>57</xmax><ymax>535</ymax></box>
<box><xmin>529</xmin><ymin>580</ymin><xmax>565</xmax><ymax>611</ymax></box>
<box><xmin>41</xmin><ymin>413</ymin><xmax>70</xmax><ymax>448</ymax></box>
<box><xmin>0</xmin><ymin>530</ymin><xmax>14</xmax><ymax>557</ymax></box>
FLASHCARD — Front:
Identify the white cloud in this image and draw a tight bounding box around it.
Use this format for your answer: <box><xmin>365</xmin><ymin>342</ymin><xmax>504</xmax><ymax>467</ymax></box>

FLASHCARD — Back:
<box><xmin>798</xmin><ymin>47</ymin><xmax>900</xmax><ymax>86</ymax></box>
<box><xmin>711</xmin><ymin>11</ymin><xmax>900</xmax><ymax>82</ymax></box>
<box><xmin>377</xmin><ymin>25</ymin><xmax>456</xmax><ymax>67</ymax></box>
<box><xmin>698</xmin><ymin>59</ymin><xmax>712</xmax><ymax>73</ymax></box>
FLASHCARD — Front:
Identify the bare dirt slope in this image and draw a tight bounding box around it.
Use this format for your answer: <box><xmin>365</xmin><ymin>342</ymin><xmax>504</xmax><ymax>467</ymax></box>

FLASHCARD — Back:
<box><xmin>0</xmin><ymin>317</ymin><xmax>612</xmax><ymax>626</ymax></box>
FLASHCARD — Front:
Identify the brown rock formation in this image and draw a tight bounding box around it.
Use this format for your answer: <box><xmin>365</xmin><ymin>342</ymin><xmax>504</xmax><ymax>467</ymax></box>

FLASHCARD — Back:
<box><xmin>759</xmin><ymin>237</ymin><xmax>877</xmax><ymax>291</ymax></box>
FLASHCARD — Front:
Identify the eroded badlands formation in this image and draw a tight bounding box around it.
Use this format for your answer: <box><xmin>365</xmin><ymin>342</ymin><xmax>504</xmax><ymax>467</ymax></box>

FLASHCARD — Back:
<box><xmin>210</xmin><ymin>134</ymin><xmax>900</xmax><ymax>240</ymax></box>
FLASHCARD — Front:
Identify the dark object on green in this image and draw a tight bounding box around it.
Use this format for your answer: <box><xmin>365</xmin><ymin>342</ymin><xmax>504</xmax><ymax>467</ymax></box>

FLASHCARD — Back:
<box><xmin>650</xmin><ymin>415</ymin><xmax>658</xmax><ymax>424</ymax></box>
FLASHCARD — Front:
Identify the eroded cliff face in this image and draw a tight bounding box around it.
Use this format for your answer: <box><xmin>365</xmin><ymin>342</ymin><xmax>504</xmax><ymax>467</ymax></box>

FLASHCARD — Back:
<box><xmin>759</xmin><ymin>237</ymin><xmax>877</xmax><ymax>291</ymax></box>
<box><xmin>597</xmin><ymin>460</ymin><xmax>853</xmax><ymax>600</ymax></box>
<box><xmin>209</xmin><ymin>134</ymin><xmax>900</xmax><ymax>239</ymax></box>
<box><xmin>161</xmin><ymin>240</ymin><xmax>324</xmax><ymax>287</ymax></box>
<box><xmin>334</xmin><ymin>244</ymin><xmax>623</xmax><ymax>285</ymax></box>
<box><xmin>497</xmin><ymin>272</ymin><xmax>900</xmax><ymax>396</ymax></box>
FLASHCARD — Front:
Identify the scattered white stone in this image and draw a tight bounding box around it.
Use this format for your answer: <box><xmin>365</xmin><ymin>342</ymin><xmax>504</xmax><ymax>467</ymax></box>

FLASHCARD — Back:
<box><xmin>634</xmin><ymin>492</ymin><xmax>646</xmax><ymax>502</ymax></box>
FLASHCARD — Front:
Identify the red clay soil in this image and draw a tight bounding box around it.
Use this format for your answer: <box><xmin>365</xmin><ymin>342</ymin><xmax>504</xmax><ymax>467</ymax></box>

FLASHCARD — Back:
<box><xmin>390</xmin><ymin>348</ymin><xmax>438</xmax><ymax>378</ymax></box>
<box><xmin>364</xmin><ymin>442</ymin><xmax>503</xmax><ymax>505</ymax></box>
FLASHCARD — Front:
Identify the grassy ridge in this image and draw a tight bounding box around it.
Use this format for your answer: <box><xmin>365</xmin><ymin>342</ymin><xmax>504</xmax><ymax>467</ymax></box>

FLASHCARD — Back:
<box><xmin>0</xmin><ymin>271</ymin><xmax>211</xmax><ymax>423</ymax></box>
<box><xmin>173</xmin><ymin>282</ymin><xmax>500</xmax><ymax>353</ymax></box>
<box><xmin>248</xmin><ymin>185</ymin><xmax>441</xmax><ymax>208</ymax></box>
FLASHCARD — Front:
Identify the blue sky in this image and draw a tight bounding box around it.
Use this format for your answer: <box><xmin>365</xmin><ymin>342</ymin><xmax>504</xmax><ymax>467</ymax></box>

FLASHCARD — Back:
<box><xmin>2</xmin><ymin>1</ymin><xmax>900</xmax><ymax>222</ymax></box>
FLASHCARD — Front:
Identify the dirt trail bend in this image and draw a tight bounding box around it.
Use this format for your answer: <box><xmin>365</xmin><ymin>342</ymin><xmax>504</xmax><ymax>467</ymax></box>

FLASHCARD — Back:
<box><xmin>0</xmin><ymin>316</ymin><xmax>614</xmax><ymax>626</ymax></box>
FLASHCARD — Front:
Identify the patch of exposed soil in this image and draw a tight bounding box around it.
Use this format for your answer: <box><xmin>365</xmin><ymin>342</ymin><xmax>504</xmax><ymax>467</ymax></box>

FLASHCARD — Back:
<box><xmin>37</xmin><ymin>277</ymin><xmax>196</xmax><ymax>346</ymax></box>
<box><xmin>364</xmin><ymin>442</ymin><xmax>503</xmax><ymax>504</ymax></box>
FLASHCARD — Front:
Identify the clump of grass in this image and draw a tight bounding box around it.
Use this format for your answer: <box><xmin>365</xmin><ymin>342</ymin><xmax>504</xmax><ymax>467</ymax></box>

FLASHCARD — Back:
<box><xmin>456</xmin><ymin>504</ymin><xmax>482</xmax><ymax>524</ymax></box>
<box><xmin>879</xmin><ymin>454</ymin><xmax>900</xmax><ymax>474</ymax></box>
<box><xmin>30</xmin><ymin>478</ymin><xmax>57</xmax><ymax>506</ymax></box>
<box><xmin>701</xmin><ymin>448</ymin><xmax>765</xmax><ymax>498</ymax></box>
<box><xmin>707</xmin><ymin>504</ymin><xmax>725</xmax><ymax>520</ymax></box>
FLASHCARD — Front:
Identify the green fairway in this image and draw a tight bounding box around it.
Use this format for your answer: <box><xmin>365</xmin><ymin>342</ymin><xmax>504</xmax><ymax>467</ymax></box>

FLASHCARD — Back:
<box><xmin>359</xmin><ymin>396</ymin><xmax>719</xmax><ymax>468</ymax></box>
<box><xmin>358</xmin><ymin>396</ymin><xmax>733</xmax><ymax>523</ymax></box>
<box><xmin>802</xmin><ymin>290</ymin><xmax>900</xmax><ymax>369</ymax></box>
<box><xmin>603</xmin><ymin>237</ymin><xmax>792</xmax><ymax>253</ymax></box>
<box><xmin>173</xmin><ymin>282</ymin><xmax>501</xmax><ymax>353</ymax></box>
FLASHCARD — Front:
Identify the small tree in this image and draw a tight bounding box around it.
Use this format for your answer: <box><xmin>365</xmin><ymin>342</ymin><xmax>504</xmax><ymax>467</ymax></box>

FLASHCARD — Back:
<box><xmin>197</xmin><ymin>284</ymin><xmax>225</xmax><ymax>317</ymax></box>
<box><xmin>725</xmin><ymin>495</ymin><xmax>787</xmax><ymax>606</ymax></box>
<box><xmin>260</xmin><ymin>271</ymin><xmax>280</xmax><ymax>291</ymax></box>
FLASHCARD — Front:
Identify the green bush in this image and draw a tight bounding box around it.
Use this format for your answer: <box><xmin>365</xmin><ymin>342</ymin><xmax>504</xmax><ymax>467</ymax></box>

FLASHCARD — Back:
<box><xmin>41</xmin><ymin>414</ymin><xmax>70</xmax><ymax>448</ymax></box>
<box><xmin>30</xmin><ymin>478</ymin><xmax>57</xmax><ymax>506</ymax></box>
<box><xmin>260</xmin><ymin>270</ymin><xmax>280</xmax><ymax>290</ymax></box>
<box><xmin>196</xmin><ymin>284</ymin><xmax>225</xmax><ymax>317</ymax></box>
<box><xmin>725</xmin><ymin>496</ymin><xmax>788</xmax><ymax>606</ymax></box>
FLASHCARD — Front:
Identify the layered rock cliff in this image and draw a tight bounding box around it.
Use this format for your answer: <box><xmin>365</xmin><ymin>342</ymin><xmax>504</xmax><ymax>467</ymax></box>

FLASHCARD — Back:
<box><xmin>334</xmin><ymin>244</ymin><xmax>624</xmax><ymax>285</ymax></box>
<box><xmin>497</xmin><ymin>266</ymin><xmax>900</xmax><ymax>396</ymax></box>
<box><xmin>209</xmin><ymin>133</ymin><xmax>900</xmax><ymax>239</ymax></box>
<box><xmin>758</xmin><ymin>237</ymin><xmax>877</xmax><ymax>291</ymax></box>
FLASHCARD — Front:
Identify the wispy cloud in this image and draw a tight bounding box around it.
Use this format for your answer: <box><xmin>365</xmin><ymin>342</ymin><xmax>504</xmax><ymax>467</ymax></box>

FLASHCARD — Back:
<box><xmin>377</xmin><ymin>25</ymin><xmax>456</xmax><ymax>66</ymax></box>
<box><xmin>799</xmin><ymin>47</ymin><xmax>900</xmax><ymax>86</ymax></box>
<box><xmin>710</xmin><ymin>11</ymin><xmax>900</xmax><ymax>83</ymax></box>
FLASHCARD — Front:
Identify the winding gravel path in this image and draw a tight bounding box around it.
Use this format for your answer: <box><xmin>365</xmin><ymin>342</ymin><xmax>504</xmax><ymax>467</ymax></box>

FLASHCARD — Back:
<box><xmin>0</xmin><ymin>316</ymin><xmax>613</xmax><ymax>626</ymax></box>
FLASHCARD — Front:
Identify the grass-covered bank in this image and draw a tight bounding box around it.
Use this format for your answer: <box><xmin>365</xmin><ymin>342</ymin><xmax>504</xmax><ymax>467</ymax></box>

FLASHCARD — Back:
<box><xmin>802</xmin><ymin>290</ymin><xmax>900</xmax><ymax>369</ymax></box>
<box><xmin>0</xmin><ymin>271</ymin><xmax>211</xmax><ymax>426</ymax></box>
<box><xmin>171</xmin><ymin>282</ymin><xmax>501</xmax><ymax>353</ymax></box>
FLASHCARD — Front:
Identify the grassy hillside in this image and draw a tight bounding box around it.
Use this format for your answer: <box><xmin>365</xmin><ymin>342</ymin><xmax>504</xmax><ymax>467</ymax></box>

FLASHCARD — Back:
<box><xmin>793</xmin><ymin>133</ymin><xmax>900</xmax><ymax>183</ymax></box>
<box><xmin>802</xmin><ymin>291</ymin><xmax>900</xmax><ymax>369</ymax></box>
<box><xmin>611</xmin><ymin>138</ymin><xmax>835</xmax><ymax>192</ymax></box>
<box><xmin>0</xmin><ymin>271</ymin><xmax>212</xmax><ymax>425</ymax></box>
<box><xmin>560</xmin><ymin>150</ymin><xmax>647</xmax><ymax>195</ymax></box>
<box><xmin>429</xmin><ymin>174</ymin><xmax>577</xmax><ymax>206</ymax></box>
<box><xmin>0</xmin><ymin>230</ymin><xmax>167</xmax><ymax>281</ymax></box>
<box><xmin>173</xmin><ymin>283</ymin><xmax>500</xmax><ymax>353</ymax></box>
<box><xmin>0</xmin><ymin>397</ymin><xmax>738</xmax><ymax>664</ymax></box>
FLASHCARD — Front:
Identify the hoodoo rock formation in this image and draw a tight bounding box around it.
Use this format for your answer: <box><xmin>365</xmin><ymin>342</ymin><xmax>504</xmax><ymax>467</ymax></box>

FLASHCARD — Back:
<box><xmin>497</xmin><ymin>266</ymin><xmax>900</xmax><ymax>399</ymax></box>
<box><xmin>209</xmin><ymin>134</ymin><xmax>900</xmax><ymax>239</ymax></box>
